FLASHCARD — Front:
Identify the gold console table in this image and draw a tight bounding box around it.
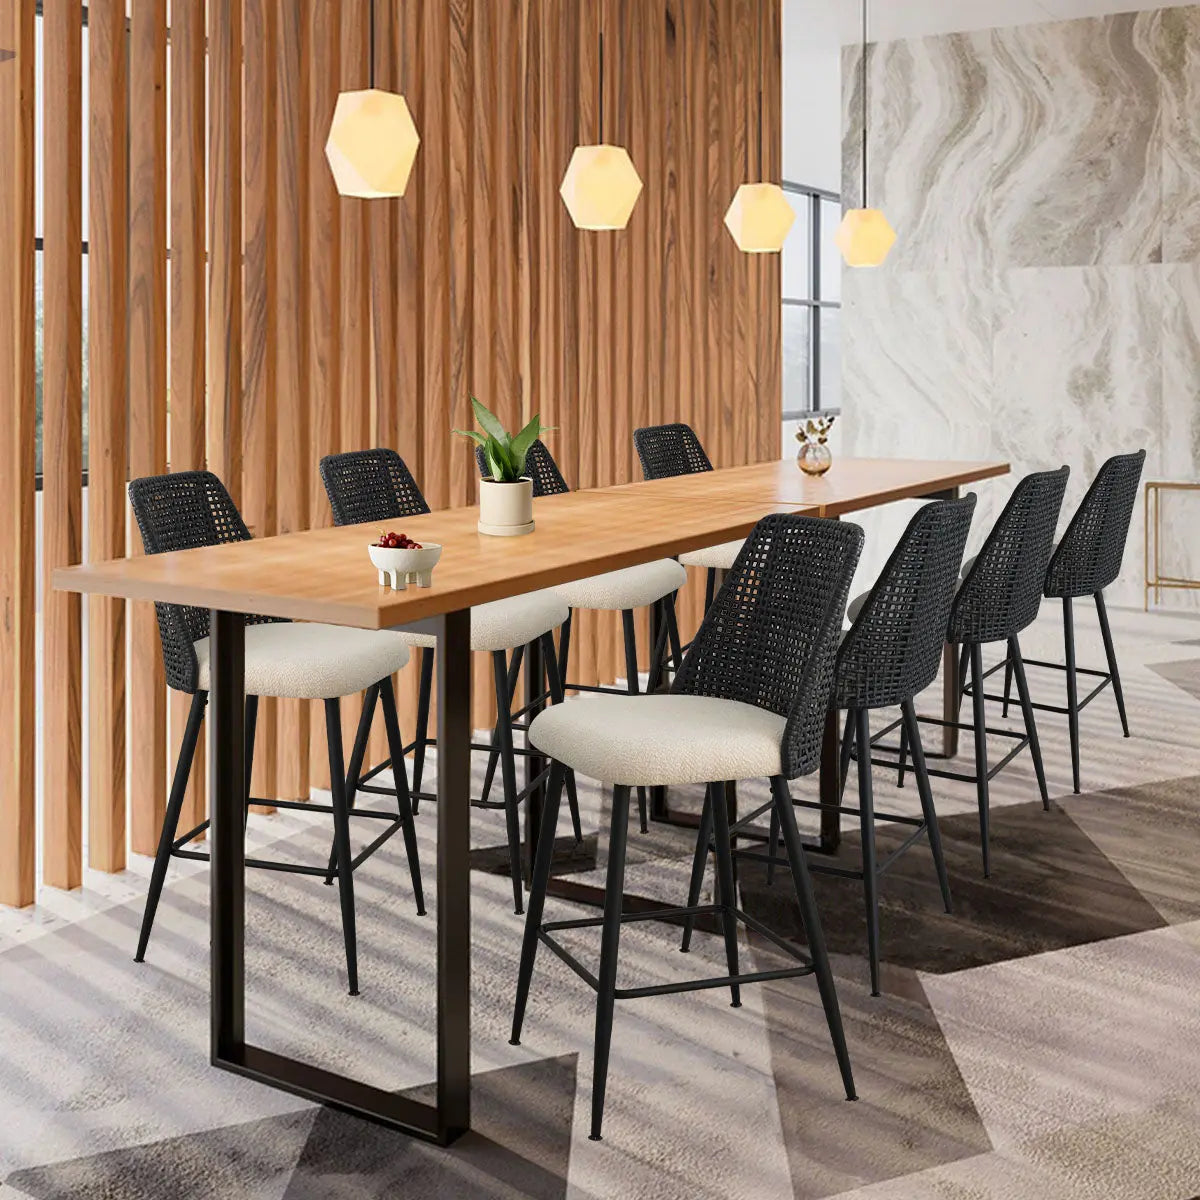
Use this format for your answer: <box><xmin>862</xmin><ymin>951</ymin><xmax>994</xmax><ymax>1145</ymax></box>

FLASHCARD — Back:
<box><xmin>1145</xmin><ymin>480</ymin><xmax>1200</xmax><ymax>609</ymax></box>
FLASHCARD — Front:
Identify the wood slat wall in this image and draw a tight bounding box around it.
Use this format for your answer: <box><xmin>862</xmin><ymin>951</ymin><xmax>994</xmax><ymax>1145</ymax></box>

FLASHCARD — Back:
<box><xmin>6</xmin><ymin>0</ymin><xmax>781</xmax><ymax>905</ymax></box>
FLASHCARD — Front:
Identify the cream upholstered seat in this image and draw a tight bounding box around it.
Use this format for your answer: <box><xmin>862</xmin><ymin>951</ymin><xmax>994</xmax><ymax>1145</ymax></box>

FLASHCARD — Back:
<box><xmin>678</xmin><ymin>539</ymin><xmax>744</xmax><ymax>572</ymax></box>
<box><xmin>554</xmin><ymin>559</ymin><xmax>687</xmax><ymax>612</ymax></box>
<box><xmin>529</xmin><ymin>693</ymin><xmax>786</xmax><ymax>787</ymax></box>
<box><xmin>194</xmin><ymin>623</ymin><xmax>412</xmax><ymax>699</ymax></box>
<box><xmin>390</xmin><ymin>589</ymin><xmax>569</xmax><ymax>654</ymax></box>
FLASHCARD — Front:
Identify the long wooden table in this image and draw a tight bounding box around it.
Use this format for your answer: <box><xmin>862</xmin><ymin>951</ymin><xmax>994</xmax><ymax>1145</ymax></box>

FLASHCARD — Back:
<box><xmin>54</xmin><ymin>456</ymin><xmax>1007</xmax><ymax>1145</ymax></box>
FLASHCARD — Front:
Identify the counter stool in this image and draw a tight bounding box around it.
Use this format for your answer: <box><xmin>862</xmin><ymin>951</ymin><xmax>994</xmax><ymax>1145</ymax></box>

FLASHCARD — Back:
<box><xmin>512</xmin><ymin>513</ymin><xmax>864</xmax><ymax>1140</ymax></box>
<box><xmin>976</xmin><ymin>451</ymin><xmax>1145</xmax><ymax>794</ymax></box>
<box><xmin>128</xmin><ymin>471</ymin><xmax>424</xmax><ymax>996</ymax></box>
<box><xmin>881</xmin><ymin>468</ymin><xmax>1069</xmax><ymax>877</ymax></box>
<box><xmin>633</xmin><ymin>423</ymin><xmax>744</xmax><ymax>611</ymax></box>
<box><xmin>701</xmin><ymin>496</ymin><xmax>976</xmax><ymax>996</ymax></box>
<box><xmin>320</xmin><ymin>448</ymin><xmax>576</xmax><ymax>913</ymax></box>
<box><xmin>475</xmin><ymin>439</ymin><xmax>688</xmax><ymax>831</ymax></box>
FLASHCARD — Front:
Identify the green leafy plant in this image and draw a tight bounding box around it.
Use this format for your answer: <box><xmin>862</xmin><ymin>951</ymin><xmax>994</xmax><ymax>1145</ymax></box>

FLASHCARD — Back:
<box><xmin>454</xmin><ymin>397</ymin><xmax>554</xmax><ymax>484</ymax></box>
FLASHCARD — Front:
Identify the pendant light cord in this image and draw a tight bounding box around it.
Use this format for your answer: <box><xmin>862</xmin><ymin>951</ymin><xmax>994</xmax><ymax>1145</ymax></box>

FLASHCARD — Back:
<box><xmin>369</xmin><ymin>0</ymin><xmax>376</xmax><ymax>89</ymax></box>
<box><xmin>861</xmin><ymin>0</ymin><xmax>868</xmax><ymax>208</ymax></box>
<box><xmin>598</xmin><ymin>30</ymin><xmax>605</xmax><ymax>144</ymax></box>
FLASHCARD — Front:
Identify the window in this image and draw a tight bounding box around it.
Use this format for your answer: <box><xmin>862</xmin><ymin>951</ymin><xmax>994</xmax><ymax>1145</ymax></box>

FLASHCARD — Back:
<box><xmin>781</xmin><ymin>181</ymin><xmax>841</xmax><ymax>419</ymax></box>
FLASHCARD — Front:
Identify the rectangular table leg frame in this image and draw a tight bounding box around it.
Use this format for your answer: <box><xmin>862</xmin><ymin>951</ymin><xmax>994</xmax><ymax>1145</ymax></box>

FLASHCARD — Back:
<box><xmin>210</xmin><ymin>608</ymin><xmax>473</xmax><ymax>1145</ymax></box>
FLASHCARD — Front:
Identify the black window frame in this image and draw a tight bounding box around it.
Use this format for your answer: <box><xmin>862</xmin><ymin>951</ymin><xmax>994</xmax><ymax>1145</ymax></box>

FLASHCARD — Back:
<box><xmin>781</xmin><ymin>179</ymin><xmax>841</xmax><ymax>420</ymax></box>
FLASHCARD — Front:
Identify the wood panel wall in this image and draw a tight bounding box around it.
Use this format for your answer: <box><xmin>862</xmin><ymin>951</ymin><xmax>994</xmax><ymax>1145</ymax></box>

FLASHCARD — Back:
<box><xmin>2</xmin><ymin>0</ymin><xmax>781</xmax><ymax>906</ymax></box>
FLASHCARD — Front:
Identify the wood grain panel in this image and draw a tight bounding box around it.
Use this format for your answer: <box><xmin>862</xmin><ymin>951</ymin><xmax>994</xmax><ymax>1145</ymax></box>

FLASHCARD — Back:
<box><xmin>168</xmin><ymin>0</ymin><xmax>208</xmax><ymax>836</ymax></box>
<box><xmin>128</xmin><ymin>0</ymin><xmax>169</xmax><ymax>856</ymax></box>
<box><xmin>244</xmin><ymin>0</ymin><xmax>279</xmax><ymax>802</ymax></box>
<box><xmin>273</xmin><ymin>0</ymin><xmax>311</xmax><ymax>798</ymax></box>
<box><xmin>0</xmin><ymin>0</ymin><xmax>36</xmax><ymax>905</ymax></box>
<box><xmin>306</xmin><ymin>0</ymin><xmax>342</xmax><ymax>790</ymax></box>
<box><xmin>87</xmin><ymin>0</ymin><xmax>129</xmax><ymax>874</ymax></box>
<box><xmin>207</xmin><ymin>0</ymin><xmax>243</xmax><ymax>501</ymax></box>
<box><xmin>759</xmin><ymin>0</ymin><xmax>783</xmax><ymax>461</ymax></box>
<box><xmin>41</xmin><ymin>0</ymin><xmax>85</xmax><ymax>890</ymax></box>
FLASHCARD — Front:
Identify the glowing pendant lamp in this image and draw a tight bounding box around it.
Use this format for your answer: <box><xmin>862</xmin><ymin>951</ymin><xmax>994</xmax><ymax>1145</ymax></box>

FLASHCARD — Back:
<box><xmin>835</xmin><ymin>0</ymin><xmax>895</xmax><ymax>267</ymax></box>
<box><xmin>724</xmin><ymin>21</ymin><xmax>794</xmax><ymax>253</ymax></box>
<box><xmin>325</xmin><ymin>0</ymin><xmax>420</xmax><ymax>199</ymax></box>
<box><xmin>561</xmin><ymin>32</ymin><xmax>643</xmax><ymax>231</ymax></box>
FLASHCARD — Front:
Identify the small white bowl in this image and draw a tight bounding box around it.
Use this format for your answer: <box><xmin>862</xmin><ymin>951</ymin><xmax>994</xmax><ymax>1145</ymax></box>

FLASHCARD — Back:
<box><xmin>368</xmin><ymin>542</ymin><xmax>443</xmax><ymax>590</ymax></box>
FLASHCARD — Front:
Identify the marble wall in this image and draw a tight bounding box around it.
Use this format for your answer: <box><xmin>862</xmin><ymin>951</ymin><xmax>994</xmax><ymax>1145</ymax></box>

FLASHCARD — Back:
<box><xmin>841</xmin><ymin>5</ymin><xmax>1200</xmax><ymax>608</ymax></box>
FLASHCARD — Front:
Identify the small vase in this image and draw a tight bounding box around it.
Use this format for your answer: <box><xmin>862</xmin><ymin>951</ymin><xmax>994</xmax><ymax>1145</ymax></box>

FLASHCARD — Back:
<box><xmin>797</xmin><ymin>441</ymin><xmax>832</xmax><ymax>476</ymax></box>
<box><xmin>478</xmin><ymin>476</ymin><xmax>535</xmax><ymax>536</ymax></box>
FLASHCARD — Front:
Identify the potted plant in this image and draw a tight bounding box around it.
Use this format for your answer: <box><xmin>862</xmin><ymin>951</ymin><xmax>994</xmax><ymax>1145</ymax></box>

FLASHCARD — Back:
<box><xmin>454</xmin><ymin>398</ymin><xmax>553</xmax><ymax>536</ymax></box>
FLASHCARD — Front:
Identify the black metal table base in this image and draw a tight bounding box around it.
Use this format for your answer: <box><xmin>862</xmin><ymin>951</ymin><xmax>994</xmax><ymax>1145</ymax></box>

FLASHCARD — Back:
<box><xmin>209</xmin><ymin>608</ymin><xmax>473</xmax><ymax>1145</ymax></box>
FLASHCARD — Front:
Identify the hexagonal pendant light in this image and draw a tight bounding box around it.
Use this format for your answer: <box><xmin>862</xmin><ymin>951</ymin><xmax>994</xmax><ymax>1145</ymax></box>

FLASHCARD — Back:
<box><xmin>325</xmin><ymin>1</ymin><xmax>419</xmax><ymax>200</ymax></box>
<box><xmin>561</xmin><ymin>32</ymin><xmax>643</xmax><ymax>231</ymax></box>
<box><xmin>837</xmin><ymin>0</ymin><xmax>895</xmax><ymax>268</ymax></box>
<box><xmin>723</xmin><ymin>20</ymin><xmax>793</xmax><ymax>254</ymax></box>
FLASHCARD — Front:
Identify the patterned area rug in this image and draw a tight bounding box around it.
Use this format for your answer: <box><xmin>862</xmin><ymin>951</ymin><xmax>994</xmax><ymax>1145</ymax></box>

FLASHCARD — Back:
<box><xmin>3</xmin><ymin>603</ymin><xmax>1200</xmax><ymax>1199</ymax></box>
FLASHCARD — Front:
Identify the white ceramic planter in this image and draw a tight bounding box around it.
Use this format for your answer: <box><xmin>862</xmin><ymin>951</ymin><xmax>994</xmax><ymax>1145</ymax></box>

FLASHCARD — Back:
<box><xmin>478</xmin><ymin>476</ymin><xmax>534</xmax><ymax>536</ymax></box>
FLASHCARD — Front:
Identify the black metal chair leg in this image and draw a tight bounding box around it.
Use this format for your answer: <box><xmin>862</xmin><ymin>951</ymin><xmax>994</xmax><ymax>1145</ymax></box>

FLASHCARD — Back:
<box><xmin>481</xmin><ymin>643</ymin><xmax>524</xmax><ymax>807</ymax></box>
<box><xmin>708</xmin><ymin>780</ymin><xmax>742</xmax><ymax>1007</ymax></box>
<box><xmin>855</xmin><ymin>708</ymin><xmax>881</xmax><ymax>997</ymax></box>
<box><xmin>970</xmin><ymin>643</ymin><xmax>991</xmax><ymax>878</ymax></box>
<box><xmin>646</xmin><ymin>600</ymin><xmax>668</xmax><ymax>695</ymax></box>
<box><xmin>541</xmin><ymin>631</ymin><xmax>582</xmax><ymax>844</ymax></box>
<box><xmin>493</xmin><ymin>650</ymin><xmax>525</xmax><ymax>914</ymax></box>
<box><xmin>957</xmin><ymin>642</ymin><xmax>970</xmax><ymax>711</ymax></box>
<box><xmin>680</xmin><ymin>784</ymin><xmax>713</xmax><ymax>953</ymax></box>
<box><xmin>511</xmin><ymin>760</ymin><xmax>567</xmax><ymax>1047</ymax></box>
<box><xmin>590</xmin><ymin>783</ymin><xmax>632</xmax><ymax>1142</ymax></box>
<box><xmin>766</xmin><ymin>805</ymin><xmax>780</xmax><ymax>886</ymax></box>
<box><xmin>1095</xmin><ymin>590</ymin><xmax>1130</xmax><ymax>737</ymax></box>
<box><xmin>1008</xmin><ymin>636</ymin><xmax>1050</xmax><ymax>809</ymax></box>
<box><xmin>243</xmin><ymin>695</ymin><xmax>259</xmax><ymax>830</ymax></box>
<box><xmin>896</xmin><ymin>722</ymin><xmax>908</xmax><ymax>789</ymax></box>
<box><xmin>1063</xmin><ymin>597</ymin><xmax>1081</xmax><ymax>794</ymax></box>
<box><xmin>324</xmin><ymin>698</ymin><xmax>359</xmax><ymax>996</ymax></box>
<box><xmin>770</xmin><ymin>775</ymin><xmax>856</xmax><ymax>1102</ymax></box>
<box><xmin>325</xmin><ymin>684</ymin><xmax>378</xmax><ymax>885</ymax></box>
<box><xmin>664</xmin><ymin>592</ymin><xmax>684</xmax><ymax>676</ymax></box>
<box><xmin>838</xmin><ymin>707</ymin><xmax>855</xmax><ymax>803</ymax></box>
<box><xmin>135</xmin><ymin>690</ymin><xmax>207</xmax><ymax>963</ymax></box>
<box><xmin>380</xmin><ymin>677</ymin><xmax>426</xmax><ymax>915</ymax></box>
<box><xmin>411</xmin><ymin>648</ymin><xmax>435</xmax><ymax>808</ymax></box>
<box><xmin>621</xmin><ymin>609</ymin><xmax>650</xmax><ymax>835</ymax></box>
<box><xmin>1002</xmin><ymin>654</ymin><xmax>1014</xmax><ymax>720</ymax></box>
<box><xmin>901</xmin><ymin>698</ymin><xmax>952</xmax><ymax>915</ymax></box>
<box><xmin>557</xmin><ymin>610</ymin><xmax>573</xmax><ymax>692</ymax></box>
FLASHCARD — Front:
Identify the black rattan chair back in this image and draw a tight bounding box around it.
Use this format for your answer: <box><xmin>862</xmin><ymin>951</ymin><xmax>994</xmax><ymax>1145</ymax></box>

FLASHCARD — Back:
<box><xmin>320</xmin><ymin>448</ymin><xmax>431</xmax><ymax>526</ymax></box>
<box><xmin>949</xmin><ymin>466</ymin><xmax>1069</xmax><ymax>645</ymax></box>
<box><xmin>633</xmin><ymin>422</ymin><xmax>713</xmax><ymax>480</ymax></box>
<box><xmin>1045</xmin><ymin>450</ymin><xmax>1145</xmax><ymax>598</ymax></box>
<box><xmin>474</xmin><ymin>438</ymin><xmax>570</xmax><ymax>497</ymax></box>
<box><xmin>673</xmin><ymin>513</ymin><xmax>864</xmax><ymax>779</ymax></box>
<box><xmin>837</xmin><ymin>494</ymin><xmax>978</xmax><ymax>710</ymax></box>
<box><xmin>128</xmin><ymin>470</ymin><xmax>277</xmax><ymax>694</ymax></box>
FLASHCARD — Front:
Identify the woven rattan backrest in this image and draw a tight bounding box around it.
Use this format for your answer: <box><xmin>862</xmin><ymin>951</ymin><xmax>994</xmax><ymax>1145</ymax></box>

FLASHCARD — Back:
<box><xmin>836</xmin><ymin>495</ymin><xmax>977</xmax><ymax>709</ymax></box>
<box><xmin>319</xmin><ymin>448</ymin><xmax>432</xmax><ymax>526</ymax></box>
<box><xmin>1045</xmin><ymin>450</ymin><xmax>1145</xmax><ymax>598</ymax></box>
<box><xmin>673</xmin><ymin>513</ymin><xmax>864</xmax><ymax>779</ymax></box>
<box><xmin>949</xmin><ymin>466</ymin><xmax>1069</xmax><ymax>644</ymax></box>
<box><xmin>474</xmin><ymin>438</ymin><xmax>570</xmax><ymax>497</ymax></box>
<box><xmin>633</xmin><ymin>423</ymin><xmax>714</xmax><ymax>480</ymax></box>
<box><xmin>128</xmin><ymin>470</ymin><xmax>271</xmax><ymax>694</ymax></box>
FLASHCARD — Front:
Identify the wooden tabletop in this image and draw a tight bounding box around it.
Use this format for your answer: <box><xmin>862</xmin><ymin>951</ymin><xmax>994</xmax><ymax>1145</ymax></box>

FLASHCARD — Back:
<box><xmin>598</xmin><ymin>457</ymin><xmax>1010</xmax><ymax>515</ymax></box>
<box><xmin>53</xmin><ymin>457</ymin><xmax>1009</xmax><ymax>630</ymax></box>
<box><xmin>53</xmin><ymin>488</ymin><xmax>812</xmax><ymax>629</ymax></box>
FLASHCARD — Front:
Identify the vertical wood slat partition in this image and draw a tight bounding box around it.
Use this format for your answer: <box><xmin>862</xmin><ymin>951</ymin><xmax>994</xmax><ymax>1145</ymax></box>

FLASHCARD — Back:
<box><xmin>41</xmin><ymin>0</ymin><xmax>84</xmax><ymax>890</ymax></box>
<box><xmin>0</xmin><ymin>0</ymin><xmax>35</xmax><ymax>906</ymax></box>
<box><xmin>5</xmin><ymin>0</ymin><xmax>781</xmax><ymax>906</ymax></box>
